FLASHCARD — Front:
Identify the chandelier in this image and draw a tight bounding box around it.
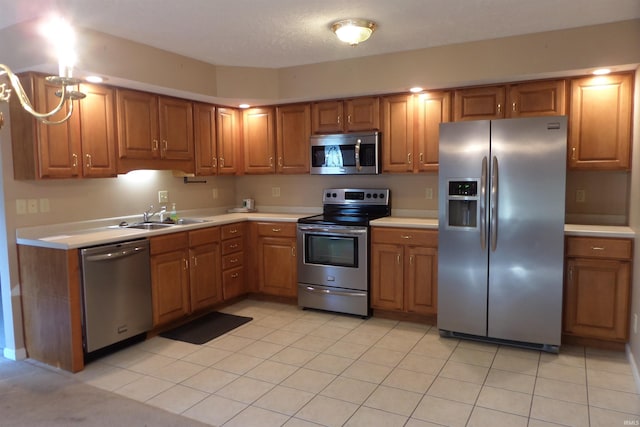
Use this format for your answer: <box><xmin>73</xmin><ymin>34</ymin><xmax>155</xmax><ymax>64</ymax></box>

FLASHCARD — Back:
<box><xmin>0</xmin><ymin>17</ymin><xmax>85</xmax><ymax>130</ymax></box>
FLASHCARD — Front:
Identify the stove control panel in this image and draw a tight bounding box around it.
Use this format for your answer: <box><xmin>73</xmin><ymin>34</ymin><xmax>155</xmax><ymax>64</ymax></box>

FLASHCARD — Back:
<box><xmin>323</xmin><ymin>188</ymin><xmax>390</xmax><ymax>205</ymax></box>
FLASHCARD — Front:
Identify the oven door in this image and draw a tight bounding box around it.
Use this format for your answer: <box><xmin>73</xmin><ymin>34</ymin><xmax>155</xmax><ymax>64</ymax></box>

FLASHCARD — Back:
<box><xmin>297</xmin><ymin>224</ymin><xmax>368</xmax><ymax>291</ymax></box>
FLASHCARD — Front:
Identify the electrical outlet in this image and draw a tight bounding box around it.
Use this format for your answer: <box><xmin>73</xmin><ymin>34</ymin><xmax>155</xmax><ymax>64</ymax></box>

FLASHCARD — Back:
<box><xmin>272</xmin><ymin>187</ymin><xmax>281</xmax><ymax>197</ymax></box>
<box><xmin>158</xmin><ymin>190</ymin><xmax>169</xmax><ymax>203</ymax></box>
<box><xmin>212</xmin><ymin>188</ymin><xmax>218</xmax><ymax>200</ymax></box>
<box><xmin>27</xmin><ymin>199</ymin><xmax>38</xmax><ymax>214</ymax></box>
<box><xmin>16</xmin><ymin>199</ymin><xmax>26</xmax><ymax>215</ymax></box>
<box><xmin>575</xmin><ymin>189</ymin><xmax>586</xmax><ymax>203</ymax></box>
<box><xmin>425</xmin><ymin>187</ymin><xmax>433</xmax><ymax>200</ymax></box>
<box><xmin>39</xmin><ymin>198</ymin><xmax>50</xmax><ymax>213</ymax></box>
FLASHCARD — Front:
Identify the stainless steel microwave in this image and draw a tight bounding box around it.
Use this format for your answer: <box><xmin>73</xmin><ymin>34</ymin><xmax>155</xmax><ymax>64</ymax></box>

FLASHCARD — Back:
<box><xmin>309</xmin><ymin>132</ymin><xmax>381</xmax><ymax>175</ymax></box>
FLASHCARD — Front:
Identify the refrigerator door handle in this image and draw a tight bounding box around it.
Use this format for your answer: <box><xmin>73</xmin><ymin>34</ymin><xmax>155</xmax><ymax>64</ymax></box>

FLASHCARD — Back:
<box><xmin>480</xmin><ymin>156</ymin><xmax>487</xmax><ymax>250</ymax></box>
<box><xmin>491</xmin><ymin>155</ymin><xmax>499</xmax><ymax>251</ymax></box>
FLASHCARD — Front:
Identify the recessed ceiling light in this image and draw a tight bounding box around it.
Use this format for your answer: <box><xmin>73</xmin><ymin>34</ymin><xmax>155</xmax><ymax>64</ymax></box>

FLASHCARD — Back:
<box><xmin>85</xmin><ymin>75</ymin><xmax>104</xmax><ymax>83</ymax></box>
<box><xmin>592</xmin><ymin>68</ymin><xmax>611</xmax><ymax>75</ymax></box>
<box><xmin>238</xmin><ymin>103</ymin><xmax>250</xmax><ymax>109</ymax></box>
<box><xmin>409</xmin><ymin>87</ymin><xmax>423</xmax><ymax>93</ymax></box>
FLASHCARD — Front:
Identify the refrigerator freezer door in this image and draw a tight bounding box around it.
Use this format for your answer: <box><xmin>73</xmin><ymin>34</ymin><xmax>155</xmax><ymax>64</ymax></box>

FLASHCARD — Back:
<box><xmin>438</xmin><ymin>120</ymin><xmax>490</xmax><ymax>337</ymax></box>
<box><xmin>487</xmin><ymin>117</ymin><xmax>566</xmax><ymax>346</ymax></box>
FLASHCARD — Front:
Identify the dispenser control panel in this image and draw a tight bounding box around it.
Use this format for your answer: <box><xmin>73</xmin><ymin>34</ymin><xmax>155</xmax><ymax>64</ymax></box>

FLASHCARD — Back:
<box><xmin>449</xmin><ymin>181</ymin><xmax>477</xmax><ymax>196</ymax></box>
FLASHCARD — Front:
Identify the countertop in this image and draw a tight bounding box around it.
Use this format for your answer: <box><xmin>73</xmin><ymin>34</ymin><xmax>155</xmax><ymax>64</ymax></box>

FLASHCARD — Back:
<box><xmin>17</xmin><ymin>212</ymin><xmax>635</xmax><ymax>250</ymax></box>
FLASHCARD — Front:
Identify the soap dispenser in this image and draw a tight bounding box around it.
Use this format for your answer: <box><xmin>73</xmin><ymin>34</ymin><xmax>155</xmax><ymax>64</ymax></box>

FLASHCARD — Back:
<box><xmin>169</xmin><ymin>203</ymin><xmax>178</xmax><ymax>222</ymax></box>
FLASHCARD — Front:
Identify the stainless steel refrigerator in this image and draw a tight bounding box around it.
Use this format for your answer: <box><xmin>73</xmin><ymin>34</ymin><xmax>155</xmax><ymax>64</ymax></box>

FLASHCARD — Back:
<box><xmin>437</xmin><ymin>116</ymin><xmax>567</xmax><ymax>352</ymax></box>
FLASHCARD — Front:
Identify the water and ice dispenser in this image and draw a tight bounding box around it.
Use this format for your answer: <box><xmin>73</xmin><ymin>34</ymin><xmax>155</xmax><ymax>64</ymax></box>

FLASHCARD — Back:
<box><xmin>447</xmin><ymin>180</ymin><xmax>478</xmax><ymax>228</ymax></box>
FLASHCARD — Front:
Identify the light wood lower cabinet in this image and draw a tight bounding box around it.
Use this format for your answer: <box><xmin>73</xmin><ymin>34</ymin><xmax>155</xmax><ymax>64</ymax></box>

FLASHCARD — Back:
<box><xmin>563</xmin><ymin>236</ymin><xmax>632</xmax><ymax>343</ymax></box>
<box><xmin>221</xmin><ymin>222</ymin><xmax>247</xmax><ymax>300</ymax></box>
<box><xmin>256</xmin><ymin>222</ymin><xmax>297</xmax><ymax>297</ymax></box>
<box><xmin>150</xmin><ymin>227</ymin><xmax>222</xmax><ymax>327</ymax></box>
<box><xmin>371</xmin><ymin>227</ymin><xmax>438</xmax><ymax>316</ymax></box>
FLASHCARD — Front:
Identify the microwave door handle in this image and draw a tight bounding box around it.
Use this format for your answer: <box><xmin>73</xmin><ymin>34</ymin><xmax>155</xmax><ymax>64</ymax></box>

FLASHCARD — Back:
<box><xmin>355</xmin><ymin>139</ymin><xmax>361</xmax><ymax>171</ymax></box>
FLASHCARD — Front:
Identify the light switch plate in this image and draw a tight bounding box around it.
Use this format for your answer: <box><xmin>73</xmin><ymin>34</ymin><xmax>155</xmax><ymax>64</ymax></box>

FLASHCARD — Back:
<box><xmin>158</xmin><ymin>190</ymin><xmax>169</xmax><ymax>203</ymax></box>
<box><xmin>272</xmin><ymin>187</ymin><xmax>281</xmax><ymax>197</ymax></box>
<box><xmin>16</xmin><ymin>199</ymin><xmax>26</xmax><ymax>215</ymax></box>
<box><xmin>27</xmin><ymin>199</ymin><xmax>38</xmax><ymax>214</ymax></box>
<box><xmin>212</xmin><ymin>188</ymin><xmax>218</xmax><ymax>200</ymax></box>
<box><xmin>39</xmin><ymin>198</ymin><xmax>50</xmax><ymax>213</ymax></box>
<box><xmin>575</xmin><ymin>189</ymin><xmax>586</xmax><ymax>203</ymax></box>
<box><xmin>425</xmin><ymin>188</ymin><xmax>433</xmax><ymax>199</ymax></box>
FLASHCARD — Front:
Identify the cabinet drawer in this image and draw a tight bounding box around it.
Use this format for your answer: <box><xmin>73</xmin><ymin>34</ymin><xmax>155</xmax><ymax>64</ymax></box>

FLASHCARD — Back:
<box><xmin>189</xmin><ymin>226</ymin><xmax>220</xmax><ymax>247</ymax></box>
<box><xmin>222</xmin><ymin>252</ymin><xmax>244</xmax><ymax>270</ymax></box>
<box><xmin>222</xmin><ymin>266</ymin><xmax>245</xmax><ymax>300</ymax></box>
<box><xmin>566</xmin><ymin>237</ymin><xmax>632</xmax><ymax>260</ymax></box>
<box><xmin>150</xmin><ymin>232</ymin><xmax>188</xmax><ymax>255</ymax></box>
<box><xmin>222</xmin><ymin>237</ymin><xmax>244</xmax><ymax>255</ymax></box>
<box><xmin>221</xmin><ymin>222</ymin><xmax>245</xmax><ymax>240</ymax></box>
<box><xmin>257</xmin><ymin>222</ymin><xmax>297</xmax><ymax>238</ymax></box>
<box><xmin>372</xmin><ymin>227</ymin><xmax>438</xmax><ymax>246</ymax></box>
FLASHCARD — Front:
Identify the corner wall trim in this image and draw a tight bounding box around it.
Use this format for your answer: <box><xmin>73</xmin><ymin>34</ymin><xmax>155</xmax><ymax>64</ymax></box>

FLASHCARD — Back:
<box><xmin>3</xmin><ymin>347</ymin><xmax>27</xmax><ymax>361</ymax></box>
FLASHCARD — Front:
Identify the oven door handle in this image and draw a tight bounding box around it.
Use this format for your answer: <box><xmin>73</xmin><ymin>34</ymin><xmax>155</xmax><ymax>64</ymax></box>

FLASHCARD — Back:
<box><xmin>302</xmin><ymin>286</ymin><xmax>367</xmax><ymax>298</ymax></box>
<box><xmin>297</xmin><ymin>225</ymin><xmax>368</xmax><ymax>235</ymax></box>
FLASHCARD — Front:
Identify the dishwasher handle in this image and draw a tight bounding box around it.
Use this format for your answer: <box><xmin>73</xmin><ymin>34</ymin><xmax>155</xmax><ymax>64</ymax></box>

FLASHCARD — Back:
<box><xmin>84</xmin><ymin>245</ymin><xmax>147</xmax><ymax>262</ymax></box>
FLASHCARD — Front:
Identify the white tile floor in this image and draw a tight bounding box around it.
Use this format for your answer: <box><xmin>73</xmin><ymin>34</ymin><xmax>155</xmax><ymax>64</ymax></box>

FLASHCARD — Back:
<box><xmin>73</xmin><ymin>299</ymin><xmax>640</xmax><ymax>426</ymax></box>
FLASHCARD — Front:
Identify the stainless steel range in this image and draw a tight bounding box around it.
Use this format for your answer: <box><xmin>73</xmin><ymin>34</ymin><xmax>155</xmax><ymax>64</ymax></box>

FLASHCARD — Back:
<box><xmin>297</xmin><ymin>188</ymin><xmax>391</xmax><ymax>317</ymax></box>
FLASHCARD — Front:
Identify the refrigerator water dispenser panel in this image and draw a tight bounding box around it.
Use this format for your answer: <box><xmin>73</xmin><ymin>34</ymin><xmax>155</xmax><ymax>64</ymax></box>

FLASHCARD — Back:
<box><xmin>447</xmin><ymin>180</ymin><xmax>478</xmax><ymax>228</ymax></box>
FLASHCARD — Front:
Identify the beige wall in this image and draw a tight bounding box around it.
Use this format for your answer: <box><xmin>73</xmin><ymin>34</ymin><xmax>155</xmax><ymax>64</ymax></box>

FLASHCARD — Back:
<box><xmin>1</xmin><ymin>19</ymin><xmax>639</xmax><ymax>357</ymax></box>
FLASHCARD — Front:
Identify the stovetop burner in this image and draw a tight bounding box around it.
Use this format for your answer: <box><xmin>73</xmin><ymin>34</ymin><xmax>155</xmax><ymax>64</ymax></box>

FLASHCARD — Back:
<box><xmin>298</xmin><ymin>188</ymin><xmax>391</xmax><ymax>226</ymax></box>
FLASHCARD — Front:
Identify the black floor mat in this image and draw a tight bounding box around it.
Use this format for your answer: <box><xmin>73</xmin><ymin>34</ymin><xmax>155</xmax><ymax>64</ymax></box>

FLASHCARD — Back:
<box><xmin>159</xmin><ymin>311</ymin><xmax>253</xmax><ymax>345</ymax></box>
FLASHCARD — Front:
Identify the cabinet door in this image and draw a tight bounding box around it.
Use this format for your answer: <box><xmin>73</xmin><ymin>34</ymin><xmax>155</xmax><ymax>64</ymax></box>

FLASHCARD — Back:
<box><xmin>276</xmin><ymin>104</ymin><xmax>311</xmax><ymax>174</ymax></box>
<box><xmin>405</xmin><ymin>246</ymin><xmax>438</xmax><ymax>315</ymax></box>
<box><xmin>216</xmin><ymin>107</ymin><xmax>240</xmax><ymax>175</ymax></box>
<box><xmin>568</xmin><ymin>73</ymin><xmax>632</xmax><ymax>170</ymax></box>
<box><xmin>564</xmin><ymin>258</ymin><xmax>630</xmax><ymax>341</ymax></box>
<box><xmin>370</xmin><ymin>243</ymin><xmax>404</xmax><ymax>311</ymax></box>
<box><xmin>243</xmin><ymin>107</ymin><xmax>276</xmax><ymax>173</ymax></box>
<box><xmin>151</xmin><ymin>250</ymin><xmax>190</xmax><ymax>326</ymax></box>
<box><xmin>194</xmin><ymin>103</ymin><xmax>218</xmax><ymax>176</ymax></box>
<box><xmin>311</xmin><ymin>100</ymin><xmax>343</xmax><ymax>133</ymax></box>
<box><xmin>116</xmin><ymin>89</ymin><xmax>159</xmax><ymax>159</ymax></box>
<box><xmin>508</xmin><ymin>80</ymin><xmax>566</xmax><ymax>118</ymax></box>
<box><xmin>382</xmin><ymin>94</ymin><xmax>414</xmax><ymax>173</ymax></box>
<box><xmin>258</xmin><ymin>236</ymin><xmax>297</xmax><ymax>296</ymax></box>
<box><xmin>36</xmin><ymin>75</ymin><xmax>82</xmax><ymax>178</ymax></box>
<box><xmin>416</xmin><ymin>91</ymin><xmax>451</xmax><ymax>172</ymax></box>
<box><xmin>190</xmin><ymin>242</ymin><xmax>222</xmax><ymax>312</ymax></box>
<box><xmin>453</xmin><ymin>86</ymin><xmax>506</xmax><ymax>121</ymax></box>
<box><xmin>158</xmin><ymin>97</ymin><xmax>194</xmax><ymax>161</ymax></box>
<box><xmin>79</xmin><ymin>83</ymin><xmax>117</xmax><ymax>177</ymax></box>
<box><xmin>346</xmin><ymin>97</ymin><xmax>380</xmax><ymax>132</ymax></box>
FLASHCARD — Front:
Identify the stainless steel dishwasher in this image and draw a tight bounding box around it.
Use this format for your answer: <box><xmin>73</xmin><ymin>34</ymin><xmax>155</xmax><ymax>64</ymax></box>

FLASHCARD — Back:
<box><xmin>80</xmin><ymin>239</ymin><xmax>152</xmax><ymax>353</ymax></box>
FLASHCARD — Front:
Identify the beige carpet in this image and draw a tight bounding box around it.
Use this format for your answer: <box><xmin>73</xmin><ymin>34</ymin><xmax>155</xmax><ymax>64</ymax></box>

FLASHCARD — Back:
<box><xmin>0</xmin><ymin>357</ymin><xmax>211</xmax><ymax>427</ymax></box>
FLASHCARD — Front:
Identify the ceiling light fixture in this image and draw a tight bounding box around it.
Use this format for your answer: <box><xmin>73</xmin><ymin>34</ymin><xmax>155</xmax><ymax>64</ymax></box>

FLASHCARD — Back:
<box><xmin>0</xmin><ymin>16</ymin><xmax>85</xmax><ymax>130</ymax></box>
<box><xmin>331</xmin><ymin>19</ymin><xmax>377</xmax><ymax>46</ymax></box>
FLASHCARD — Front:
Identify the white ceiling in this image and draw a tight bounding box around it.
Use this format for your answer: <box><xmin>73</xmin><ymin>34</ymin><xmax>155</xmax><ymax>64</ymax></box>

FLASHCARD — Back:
<box><xmin>1</xmin><ymin>0</ymin><xmax>639</xmax><ymax>69</ymax></box>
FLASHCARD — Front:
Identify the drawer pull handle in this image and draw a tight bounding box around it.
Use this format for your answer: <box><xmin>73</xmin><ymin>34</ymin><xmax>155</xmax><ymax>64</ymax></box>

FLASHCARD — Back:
<box><xmin>231</xmin><ymin>272</ymin><xmax>239</xmax><ymax>279</ymax></box>
<box><xmin>591</xmin><ymin>246</ymin><xmax>605</xmax><ymax>251</ymax></box>
<box><xmin>401</xmin><ymin>235</ymin><xmax>412</xmax><ymax>239</ymax></box>
<box><xmin>229</xmin><ymin>229</ymin><xmax>238</xmax><ymax>234</ymax></box>
<box><xmin>272</xmin><ymin>228</ymin><xmax>281</xmax><ymax>232</ymax></box>
<box><xmin>229</xmin><ymin>243</ymin><xmax>239</xmax><ymax>249</ymax></box>
<box><xmin>229</xmin><ymin>258</ymin><xmax>238</xmax><ymax>264</ymax></box>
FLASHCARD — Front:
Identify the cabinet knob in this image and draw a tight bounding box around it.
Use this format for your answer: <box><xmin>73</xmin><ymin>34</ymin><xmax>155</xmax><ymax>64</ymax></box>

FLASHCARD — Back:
<box><xmin>571</xmin><ymin>147</ymin><xmax>576</xmax><ymax>160</ymax></box>
<box><xmin>512</xmin><ymin>102</ymin><xmax>517</xmax><ymax>112</ymax></box>
<box><xmin>72</xmin><ymin>153</ymin><xmax>78</xmax><ymax>168</ymax></box>
<box><xmin>183</xmin><ymin>258</ymin><xmax>189</xmax><ymax>270</ymax></box>
<box><xmin>401</xmin><ymin>235</ymin><xmax>412</xmax><ymax>239</ymax></box>
<box><xmin>497</xmin><ymin>103</ymin><xmax>502</xmax><ymax>113</ymax></box>
<box><xmin>85</xmin><ymin>154</ymin><xmax>92</xmax><ymax>168</ymax></box>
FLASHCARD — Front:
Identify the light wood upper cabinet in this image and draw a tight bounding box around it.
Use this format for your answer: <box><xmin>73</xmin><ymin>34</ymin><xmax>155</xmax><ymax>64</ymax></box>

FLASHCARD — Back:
<box><xmin>217</xmin><ymin>107</ymin><xmax>240</xmax><ymax>175</ymax></box>
<box><xmin>382</xmin><ymin>91</ymin><xmax>450</xmax><ymax>173</ymax></box>
<box><xmin>194</xmin><ymin>103</ymin><xmax>241</xmax><ymax>176</ymax></box>
<box><xmin>568</xmin><ymin>72</ymin><xmax>633</xmax><ymax>170</ymax></box>
<box><xmin>79</xmin><ymin>83</ymin><xmax>118</xmax><ymax>178</ymax></box>
<box><xmin>508</xmin><ymin>80</ymin><xmax>566</xmax><ymax>117</ymax></box>
<box><xmin>312</xmin><ymin>97</ymin><xmax>379</xmax><ymax>133</ymax></box>
<box><xmin>243</xmin><ymin>107</ymin><xmax>276</xmax><ymax>174</ymax></box>
<box><xmin>453</xmin><ymin>86</ymin><xmax>506</xmax><ymax>121</ymax></box>
<box><xmin>276</xmin><ymin>104</ymin><xmax>311</xmax><ymax>174</ymax></box>
<box><xmin>193</xmin><ymin>102</ymin><xmax>217</xmax><ymax>176</ymax></box>
<box><xmin>416</xmin><ymin>91</ymin><xmax>451</xmax><ymax>172</ymax></box>
<box><xmin>11</xmin><ymin>73</ymin><xmax>81</xmax><ymax>179</ymax></box>
<box><xmin>382</xmin><ymin>94</ymin><xmax>414</xmax><ymax>173</ymax></box>
<box><xmin>116</xmin><ymin>89</ymin><xmax>194</xmax><ymax>174</ymax></box>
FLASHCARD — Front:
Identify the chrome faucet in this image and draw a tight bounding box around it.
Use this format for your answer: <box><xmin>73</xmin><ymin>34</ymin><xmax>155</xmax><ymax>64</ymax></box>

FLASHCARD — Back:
<box><xmin>143</xmin><ymin>205</ymin><xmax>167</xmax><ymax>222</ymax></box>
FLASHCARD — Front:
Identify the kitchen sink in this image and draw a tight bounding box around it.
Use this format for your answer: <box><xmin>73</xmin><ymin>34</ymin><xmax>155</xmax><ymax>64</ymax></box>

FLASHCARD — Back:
<box><xmin>124</xmin><ymin>222</ymin><xmax>175</xmax><ymax>230</ymax></box>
